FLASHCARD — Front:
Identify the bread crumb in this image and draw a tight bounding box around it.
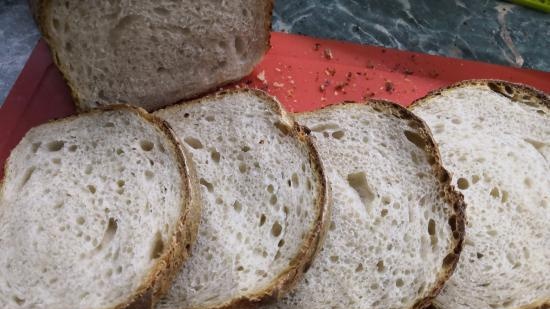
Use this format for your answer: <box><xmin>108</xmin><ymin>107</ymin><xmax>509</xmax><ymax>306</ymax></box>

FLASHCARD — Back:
<box><xmin>385</xmin><ymin>81</ymin><xmax>394</xmax><ymax>93</ymax></box>
<box><xmin>273</xmin><ymin>82</ymin><xmax>284</xmax><ymax>88</ymax></box>
<box><xmin>314</xmin><ymin>43</ymin><xmax>321</xmax><ymax>51</ymax></box>
<box><xmin>257</xmin><ymin>70</ymin><xmax>267</xmax><ymax>84</ymax></box>
<box><xmin>324</xmin><ymin>48</ymin><xmax>333</xmax><ymax>60</ymax></box>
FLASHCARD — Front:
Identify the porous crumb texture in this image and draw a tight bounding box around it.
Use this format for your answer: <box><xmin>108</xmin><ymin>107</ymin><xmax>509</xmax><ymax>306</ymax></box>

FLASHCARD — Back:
<box><xmin>0</xmin><ymin>109</ymin><xmax>187</xmax><ymax>309</ymax></box>
<box><xmin>154</xmin><ymin>91</ymin><xmax>324</xmax><ymax>309</ymax></box>
<box><xmin>41</xmin><ymin>0</ymin><xmax>271</xmax><ymax>111</ymax></box>
<box><xmin>265</xmin><ymin>102</ymin><xmax>459</xmax><ymax>309</ymax></box>
<box><xmin>412</xmin><ymin>81</ymin><xmax>550</xmax><ymax>309</ymax></box>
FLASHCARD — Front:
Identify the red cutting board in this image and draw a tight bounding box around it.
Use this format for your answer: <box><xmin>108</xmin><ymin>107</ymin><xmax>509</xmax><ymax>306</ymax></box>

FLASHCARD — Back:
<box><xmin>1</xmin><ymin>31</ymin><xmax>550</xmax><ymax>179</ymax></box>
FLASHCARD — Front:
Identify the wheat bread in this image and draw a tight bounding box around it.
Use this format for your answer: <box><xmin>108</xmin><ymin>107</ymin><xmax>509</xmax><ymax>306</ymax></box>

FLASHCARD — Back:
<box><xmin>0</xmin><ymin>105</ymin><xmax>201</xmax><ymax>309</ymax></box>
<box><xmin>153</xmin><ymin>89</ymin><xmax>330</xmax><ymax>309</ymax></box>
<box><xmin>32</xmin><ymin>0</ymin><xmax>272</xmax><ymax>111</ymax></box>
<box><xmin>262</xmin><ymin>101</ymin><xmax>465</xmax><ymax>309</ymax></box>
<box><xmin>411</xmin><ymin>80</ymin><xmax>550</xmax><ymax>309</ymax></box>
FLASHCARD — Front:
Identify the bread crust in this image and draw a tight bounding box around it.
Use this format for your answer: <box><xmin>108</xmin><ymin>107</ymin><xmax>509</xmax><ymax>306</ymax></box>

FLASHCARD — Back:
<box><xmin>410</xmin><ymin>79</ymin><xmax>549</xmax><ymax>309</ymax></box>
<box><xmin>156</xmin><ymin>89</ymin><xmax>332</xmax><ymax>309</ymax></box>
<box><xmin>31</xmin><ymin>0</ymin><xmax>274</xmax><ymax>112</ymax></box>
<box><xmin>409</xmin><ymin>79</ymin><xmax>550</xmax><ymax>111</ymax></box>
<box><xmin>0</xmin><ymin>105</ymin><xmax>202</xmax><ymax>309</ymax></box>
<box><xmin>290</xmin><ymin>100</ymin><xmax>466</xmax><ymax>309</ymax></box>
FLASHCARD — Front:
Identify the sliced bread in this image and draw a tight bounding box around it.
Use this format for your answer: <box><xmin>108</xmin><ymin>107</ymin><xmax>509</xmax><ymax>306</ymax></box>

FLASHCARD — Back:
<box><xmin>411</xmin><ymin>80</ymin><xmax>550</xmax><ymax>309</ymax></box>
<box><xmin>33</xmin><ymin>0</ymin><xmax>272</xmax><ymax>111</ymax></box>
<box><xmin>262</xmin><ymin>101</ymin><xmax>465</xmax><ymax>309</ymax></box>
<box><xmin>154</xmin><ymin>89</ymin><xmax>330</xmax><ymax>309</ymax></box>
<box><xmin>0</xmin><ymin>106</ymin><xmax>201</xmax><ymax>309</ymax></box>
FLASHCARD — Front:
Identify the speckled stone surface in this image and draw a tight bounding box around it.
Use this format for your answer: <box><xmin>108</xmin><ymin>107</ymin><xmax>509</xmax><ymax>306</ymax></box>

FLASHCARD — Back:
<box><xmin>0</xmin><ymin>0</ymin><xmax>549</xmax><ymax>106</ymax></box>
<box><xmin>0</xmin><ymin>0</ymin><xmax>40</xmax><ymax>105</ymax></box>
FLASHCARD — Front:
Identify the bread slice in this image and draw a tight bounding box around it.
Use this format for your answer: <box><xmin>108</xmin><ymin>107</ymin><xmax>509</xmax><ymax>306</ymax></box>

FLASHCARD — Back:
<box><xmin>411</xmin><ymin>80</ymin><xmax>550</xmax><ymax>309</ymax></box>
<box><xmin>0</xmin><ymin>106</ymin><xmax>201</xmax><ymax>309</ymax></box>
<box><xmin>33</xmin><ymin>0</ymin><xmax>272</xmax><ymax>111</ymax></box>
<box><xmin>261</xmin><ymin>101</ymin><xmax>465</xmax><ymax>309</ymax></box>
<box><xmin>153</xmin><ymin>89</ymin><xmax>330</xmax><ymax>309</ymax></box>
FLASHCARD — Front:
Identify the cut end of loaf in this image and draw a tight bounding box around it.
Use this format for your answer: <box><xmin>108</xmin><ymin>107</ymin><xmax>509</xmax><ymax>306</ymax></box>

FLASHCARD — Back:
<box><xmin>40</xmin><ymin>0</ymin><xmax>272</xmax><ymax>111</ymax></box>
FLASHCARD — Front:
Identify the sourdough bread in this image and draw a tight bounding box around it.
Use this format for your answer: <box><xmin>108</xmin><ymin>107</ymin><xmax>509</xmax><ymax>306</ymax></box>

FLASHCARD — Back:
<box><xmin>34</xmin><ymin>0</ymin><xmax>272</xmax><ymax>111</ymax></box>
<box><xmin>262</xmin><ymin>101</ymin><xmax>464</xmax><ymax>309</ymax></box>
<box><xmin>0</xmin><ymin>106</ymin><xmax>201</xmax><ymax>309</ymax></box>
<box><xmin>154</xmin><ymin>89</ymin><xmax>330</xmax><ymax>309</ymax></box>
<box><xmin>411</xmin><ymin>80</ymin><xmax>550</xmax><ymax>309</ymax></box>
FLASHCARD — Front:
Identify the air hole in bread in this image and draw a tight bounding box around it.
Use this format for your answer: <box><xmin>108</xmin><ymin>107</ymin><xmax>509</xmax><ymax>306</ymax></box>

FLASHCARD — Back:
<box><xmin>270</xmin><ymin>194</ymin><xmax>277</xmax><ymax>205</ymax></box>
<box><xmin>116</xmin><ymin>180</ymin><xmax>125</xmax><ymax>188</ymax></box>
<box><xmin>382</xmin><ymin>196</ymin><xmax>392</xmax><ymax>205</ymax></box>
<box><xmin>12</xmin><ymin>296</ymin><xmax>25</xmax><ymax>305</ymax></box>
<box><xmin>537</xmin><ymin>109</ymin><xmax>546</xmax><ymax>115</ymax></box>
<box><xmin>234</xmin><ymin>36</ymin><xmax>245</xmax><ymax>55</ymax></box>
<box><xmin>428</xmin><ymin>219</ymin><xmax>436</xmax><ymax>235</ymax></box>
<box><xmin>199</xmin><ymin>178</ymin><xmax>214</xmax><ymax>192</ymax></box>
<box><xmin>278</xmin><ymin>239</ymin><xmax>285</xmax><ymax>247</ymax></box>
<box><xmin>53</xmin><ymin>201</ymin><xmax>64</xmax><ymax>209</ymax></box>
<box><xmin>403</xmin><ymin>130</ymin><xmax>426</xmax><ymax>149</ymax></box>
<box><xmin>94</xmin><ymin>218</ymin><xmax>117</xmax><ymax>253</ymax></box>
<box><xmin>330</xmin><ymin>255</ymin><xmax>339</xmax><ymax>262</ymax></box>
<box><xmin>184</xmin><ymin>137</ymin><xmax>203</xmax><ymax>149</ymax></box>
<box><xmin>347</xmin><ymin>172</ymin><xmax>375</xmax><ymax>212</ymax></box>
<box><xmin>370</xmin><ymin>283</ymin><xmax>379</xmax><ymax>290</ymax></box>
<box><xmin>524</xmin><ymin>177</ymin><xmax>532</xmax><ymax>188</ymax></box>
<box><xmin>332</xmin><ymin>130</ymin><xmax>345</xmax><ymax>139</ymax></box>
<box><xmin>139</xmin><ymin>140</ymin><xmax>154</xmax><ymax>152</ymax></box>
<box><xmin>216</xmin><ymin>197</ymin><xmax>223</xmax><ymax>205</ymax></box>
<box><xmin>233</xmin><ymin>201</ymin><xmax>242</xmax><ymax>213</ymax></box>
<box><xmin>451</xmin><ymin>118</ymin><xmax>462</xmax><ymax>124</ymax></box>
<box><xmin>116</xmin><ymin>149</ymin><xmax>124</xmax><ymax>155</ymax></box>
<box><xmin>238</xmin><ymin>163</ymin><xmax>247</xmax><ymax>173</ymax></box>
<box><xmin>47</xmin><ymin>140</ymin><xmax>65</xmax><ymax>152</ymax></box>
<box><xmin>355</xmin><ymin>263</ymin><xmax>364</xmax><ymax>272</ymax></box>
<box><xmin>241</xmin><ymin>145</ymin><xmax>251</xmax><ymax>152</ymax></box>
<box><xmin>208</xmin><ymin>149</ymin><xmax>220</xmax><ymax>163</ymax></box>
<box><xmin>51</xmin><ymin>17</ymin><xmax>61</xmax><ymax>32</ymax></box>
<box><xmin>150</xmin><ymin>231</ymin><xmax>164</xmax><ymax>260</ymax></box>
<box><xmin>266</xmin><ymin>184</ymin><xmax>274</xmax><ymax>193</ymax></box>
<box><xmin>457</xmin><ymin>178</ymin><xmax>469</xmax><ymax>190</ymax></box>
<box><xmin>329</xmin><ymin>221</ymin><xmax>336</xmax><ymax>231</ymax></box>
<box><xmin>87</xmin><ymin>185</ymin><xmax>97</xmax><ymax>194</ymax></box>
<box><xmin>487</xmin><ymin>229</ymin><xmax>498</xmax><ymax>237</ymax></box>
<box><xmin>271</xmin><ymin>221</ymin><xmax>282</xmax><ymax>237</ymax></box>
<box><xmin>381</xmin><ymin>209</ymin><xmax>388</xmax><ymax>217</ymax></box>
<box><xmin>501</xmin><ymin>190</ymin><xmax>509</xmax><ymax>203</ymax></box>
<box><xmin>20</xmin><ymin>166</ymin><xmax>36</xmax><ymax>188</ymax></box>
<box><xmin>472</xmin><ymin>175</ymin><xmax>480</xmax><ymax>184</ymax></box>
<box><xmin>31</xmin><ymin>142</ymin><xmax>41</xmax><ymax>153</ymax></box>
<box><xmin>396</xmin><ymin>278</ymin><xmax>404</xmax><ymax>287</ymax></box>
<box><xmin>205</xmin><ymin>115</ymin><xmax>215</xmax><ymax>122</ymax></box>
<box><xmin>490</xmin><ymin>187</ymin><xmax>500</xmax><ymax>198</ymax></box>
<box><xmin>310</xmin><ymin>123</ymin><xmax>340</xmax><ymax>132</ymax></box>
<box><xmin>76</xmin><ymin>217</ymin><xmax>85</xmax><ymax>225</ymax></box>
<box><xmin>104</xmin><ymin>122</ymin><xmax>115</xmax><ymax>128</ymax></box>
<box><xmin>274</xmin><ymin>121</ymin><xmax>290</xmax><ymax>136</ymax></box>
<box><xmin>68</xmin><ymin>145</ymin><xmax>78</xmax><ymax>152</ymax></box>
<box><xmin>291</xmin><ymin>173</ymin><xmax>300</xmax><ymax>187</ymax></box>
<box><xmin>504</xmin><ymin>85</ymin><xmax>513</xmax><ymax>94</ymax></box>
<box><xmin>153</xmin><ymin>7</ymin><xmax>170</xmax><ymax>16</ymax></box>
<box><xmin>376</xmin><ymin>260</ymin><xmax>385</xmax><ymax>272</ymax></box>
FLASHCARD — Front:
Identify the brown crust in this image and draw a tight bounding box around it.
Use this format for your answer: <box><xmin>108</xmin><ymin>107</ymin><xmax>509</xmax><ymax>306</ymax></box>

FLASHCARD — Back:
<box><xmin>0</xmin><ymin>105</ymin><xmax>201</xmax><ymax>309</ymax></box>
<box><xmin>155</xmin><ymin>88</ymin><xmax>331</xmax><ymax>309</ymax></box>
<box><xmin>290</xmin><ymin>100</ymin><xmax>466</xmax><ymax>309</ymax></box>
<box><xmin>410</xmin><ymin>80</ymin><xmax>550</xmax><ymax>309</ymax></box>
<box><xmin>33</xmin><ymin>0</ymin><xmax>274</xmax><ymax>113</ymax></box>
<box><xmin>409</xmin><ymin>79</ymin><xmax>550</xmax><ymax>111</ymax></box>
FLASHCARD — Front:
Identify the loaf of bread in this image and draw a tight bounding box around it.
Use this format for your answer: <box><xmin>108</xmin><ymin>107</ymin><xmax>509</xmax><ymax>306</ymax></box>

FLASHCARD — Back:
<box><xmin>411</xmin><ymin>80</ymin><xmax>550</xmax><ymax>309</ymax></box>
<box><xmin>32</xmin><ymin>0</ymin><xmax>272</xmax><ymax>111</ymax></box>
<box><xmin>261</xmin><ymin>101</ymin><xmax>465</xmax><ymax>309</ymax></box>
<box><xmin>154</xmin><ymin>89</ymin><xmax>330</xmax><ymax>309</ymax></box>
<box><xmin>0</xmin><ymin>106</ymin><xmax>201</xmax><ymax>309</ymax></box>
